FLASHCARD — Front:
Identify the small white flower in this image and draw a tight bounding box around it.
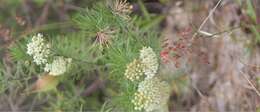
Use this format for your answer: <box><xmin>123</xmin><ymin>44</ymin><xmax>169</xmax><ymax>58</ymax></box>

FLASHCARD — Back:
<box><xmin>26</xmin><ymin>33</ymin><xmax>50</xmax><ymax>65</ymax></box>
<box><xmin>139</xmin><ymin>47</ymin><xmax>158</xmax><ymax>79</ymax></box>
<box><xmin>44</xmin><ymin>57</ymin><xmax>72</xmax><ymax>76</ymax></box>
<box><xmin>132</xmin><ymin>77</ymin><xmax>170</xmax><ymax>112</ymax></box>
<box><xmin>124</xmin><ymin>59</ymin><xmax>144</xmax><ymax>81</ymax></box>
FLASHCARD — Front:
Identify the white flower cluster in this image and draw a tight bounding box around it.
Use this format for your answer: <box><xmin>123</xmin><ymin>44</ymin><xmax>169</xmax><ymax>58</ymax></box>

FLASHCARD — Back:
<box><xmin>26</xmin><ymin>33</ymin><xmax>50</xmax><ymax>65</ymax></box>
<box><xmin>124</xmin><ymin>46</ymin><xmax>158</xmax><ymax>81</ymax></box>
<box><xmin>124</xmin><ymin>47</ymin><xmax>169</xmax><ymax>111</ymax></box>
<box><xmin>124</xmin><ymin>59</ymin><xmax>143</xmax><ymax>81</ymax></box>
<box><xmin>44</xmin><ymin>57</ymin><xmax>72</xmax><ymax>76</ymax></box>
<box><xmin>27</xmin><ymin>33</ymin><xmax>72</xmax><ymax>76</ymax></box>
<box><xmin>132</xmin><ymin>77</ymin><xmax>170</xmax><ymax>112</ymax></box>
<box><xmin>139</xmin><ymin>47</ymin><xmax>158</xmax><ymax>79</ymax></box>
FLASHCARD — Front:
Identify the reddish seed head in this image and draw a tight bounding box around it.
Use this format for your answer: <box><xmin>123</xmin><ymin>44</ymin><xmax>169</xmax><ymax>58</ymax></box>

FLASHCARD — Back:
<box><xmin>171</xmin><ymin>47</ymin><xmax>177</xmax><ymax>51</ymax></box>
<box><xmin>161</xmin><ymin>27</ymin><xmax>209</xmax><ymax>67</ymax></box>
<box><xmin>160</xmin><ymin>50</ymin><xmax>169</xmax><ymax>56</ymax></box>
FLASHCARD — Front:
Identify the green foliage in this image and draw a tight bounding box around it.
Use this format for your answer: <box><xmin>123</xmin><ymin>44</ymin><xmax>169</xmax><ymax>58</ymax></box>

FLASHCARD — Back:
<box><xmin>246</xmin><ymin>0</ymin><xmax>256</xmax><ymax>22</ymax></box>
<box><xmin>0</xmin><ymin>60</ymin><xmax>37</xmax><ymax>99</ymax></box>
<box><xmin>10</xmin><ymin>40</ymin><xmax>30</xmax><ymax>62</ymax></box>
<box><xmin>50</xmin><ymin>33</ymin><xmax>103</xmax><ymax>80</ymax></box>
<box><xmin>51</xmin><ymin>33</ymin><xmax>97</xmax><ymax>62</ymax></box>
<box><xmin>245</xmin><ymin>1</ymin><xmax>260</xmax><ymax>44</ymax></box>
<box><xmin>33</xmin><ymin>0</ymin><xmax>46</xmax><ymax>6</ymax></box>
<box><xmin>250</xmin><ymin>25</ymin><xmax>260</xmax><ymax>43</ymax></box>
<box><xmin>4</xmin><ymin>0</ymin><xmax>167</xmax><ymax>111</ymax></box>
<box><xmin>72</xmin><ymin>2</ymin><xmax>162</xmax><ymax>111</ymax></box>
<box><xmin>135</xmin><ymin>15</ymin><xmax>165</xmax><ymax>30</ymax></box>
<box><xmin>0</xmin><ymin>63</ymin><xmax>6</xmax><ymax>93</ymax></box>
<box><xmin>100</xmin><ymin>21</ymin><xmax>161</xmax><ymax>112</ymax></box>
<box><xmin>99</xmin><ymin>101</ymin><xmax>115</xmax><ymax>112</ymax></box>
<box><xmin>74</xmin><ymin>4</ymin><xmax>122</xmax><ymax>36</ymax></box>
<box><xmin>46</xmin><ymin>85</ymin><xmax>87</xmax><ymax>111</ymax></box>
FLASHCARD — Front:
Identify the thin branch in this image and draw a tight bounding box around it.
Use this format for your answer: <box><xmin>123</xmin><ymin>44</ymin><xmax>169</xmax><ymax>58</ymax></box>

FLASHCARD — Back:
<box><xmin>82</xmin><ymin>78</ymin><xmax>104</xmax><ymax>96</ymax></box>
<box><xmin>198</xmin><ymin>26</ymin><xmax>241</xmax><ymax>38</ymax></box>
<box><xmin>183</xmin><ymin>67</ymin><xmax>206</xmax><ymax>98</ymax></box>
<box><xmin>191</xmin><ymin>0</ymin><xmax>223</xmax><ymax>40</ymax></box>
<box><xmin>81</xmin><ymin>70</ymin><xmax>105</xmax><ymax>96</ymax></box>
<box><xmin>35</xmin><ymin>0</ymin><xmax>53</xmax><ymax>27</ymax></box>
<box><xmin>238</xmin><ymin>69</ymin><xmax>260</xmax><ymax>97</ymax></box>
<box><xmin>22</xmin><ymin>0</ymin><xmax>33</xmax><ymax>28</ymax></box>
<box><xmin>238</xmin><ymin>57</ymin><xmax>260</xmax><ymax>71</ymax></box>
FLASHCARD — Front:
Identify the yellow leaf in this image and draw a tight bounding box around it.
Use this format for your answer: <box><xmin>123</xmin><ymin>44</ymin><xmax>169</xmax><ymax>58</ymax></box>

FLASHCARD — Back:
<box><xmin>32</xmin><ymin>74</ymin><xmax>59</xmax><ymax>93</ymax></box>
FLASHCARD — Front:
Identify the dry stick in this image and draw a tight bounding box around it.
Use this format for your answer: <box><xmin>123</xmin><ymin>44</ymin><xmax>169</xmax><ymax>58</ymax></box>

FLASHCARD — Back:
<box><xmin>22</xmin><ymin>0</ymin><xmax>33</xmax><ymax>28</ymax></box>
<box><xmin>190</xmin><ymin>77</ymin><xmax>205</xmax><ymax>98</ymax></box>
<box><xmin>82</xmin><ymin>70</ymin><xmax>105</xmax><ymax>96</ymax></box>
<box><xmin>237</xmin><ymin>55</ymin><xmax>260</xmax><ymax>97</ymax></box>
<box><xmin>82</xmin><ymin>78</ymin><xmax>104</xmax><ymax>96</ymax></box>
<box><xmin>238</xmin><ymin>69</ymin><xmax>260</xmax><ymax>97</ymax></box>
<box><xmin>191</xmin><ymin>0</ymin><xmax>222</xmax><ymax>41</ymax></box>
<box><xmin>187</xmin><ymin>0</ymin><xmax>222</xmax><ymax>98</ymax></box>
<box><xmin>183</xmin><ymin>66</ymin><xmax>206</xmax><ymax>98</ymax></box>
<box><xmin>212</xmin><ymin>30</ymin><xmax>260</xmax><ymax>97</ymax></box>
<box><xmin>221</xmin><ymin>34</ymin><xmax>260</xmax><ymax>97</ymax></box>
<box><xmin>238</xmin><ymin>57</ymin><xmax>260</xmax><ymax>71</ymax></box>
<box><xmin>200</xmin><ymin>25</ymin><xmax>260</xmax><ymax>99</ymax></box>
<box><xmin>35</xmin><ymin>0</ymin><xmax>53</xmax><ymax>27</ymax></box>
<box><xmin>51</xmin><ymin>0</ymin><xmax>69</xmax><ymax>22</ymax></box>
<box><xmin>218</xmin><ymin>29</ymin><xmax>260</xmax><ymax>97</ymax></box>
<box><xmin>58</xmin><ymin>0</ymin><xmax>69</xmax><ymax>22</ymax></box>
<box><xmin>198</xmin><ymin>26</ymin><xmax>241</xmax><ymax>38</ymax></box>
<box><xmin>28</xmin><ymin>96</ymin><xmax>37</xmax><ymax>111</ymax></box>
<box><xmin>203</xmin><ymin>26</ymin><xmax>260</xmax><ymax>98</ymax></box>
<box><xmin>5</xmin><ymin>94</ymin><xmax>17</xmax><ymax>111</ymax></box>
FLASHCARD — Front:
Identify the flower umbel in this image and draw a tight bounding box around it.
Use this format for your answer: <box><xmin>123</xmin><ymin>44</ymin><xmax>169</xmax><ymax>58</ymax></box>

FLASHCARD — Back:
<box><xmin>132</xmin><ymin>92</ymin><xmax>150</xmax><ymax>110</ymax></box>
<box><xmin>44</xmin><ymin>56</ymin><xmax>72</xmax><ymax>76</ymax></box>
<box><xmin>124</xmin><ymin>59</ymin><xmax>144</xmax><ymax>81</ymax></box>
<box><xmin>139</xmin><ymin>47</ymin><xmax>158</xmax><ymax>79</ymax></box>
<box><xmin>110</xmin><ymin>0</ymin><xmax>133</xmax><ymax>20</ymax></box>
<box><xmin>132</xmin><ymin>77</ymin><xmax>170</xmax><ymax>112</ymax></box>
<box><xmin>27</xmin><ymin>33</ymin><xmax>50</xmax><ymax>65</ymax></box>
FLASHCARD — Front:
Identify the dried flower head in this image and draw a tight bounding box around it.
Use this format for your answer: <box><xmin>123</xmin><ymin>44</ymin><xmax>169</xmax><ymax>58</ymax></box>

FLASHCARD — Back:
<box><xmin>27</xmin><ymin>33</ymin><xmax>51</xmax><ymax>65</ymax></box>
<box><xmin>110</xmin><ymin>0</ymin><xmax>133</xmax><ymax>20</ymax></box>
<box><xmin>139</xmin><ymin>47</ymin><xmax>158</xmax><ymax>79</ymax></box>
<box><xmin>124</xmin><ymin>59</ymin><xmax>144</xmax><ymax>81</ymax></box>
<box><xmin>132</xmin><ymin>77</ymin><xmax>170</xmax><ymax>112</ymax></box>
<box><xmin>95</xmin><ymin>27</ymin><xmax>116</xmax><ymax>47</ymax></box>
<box><xmin>44</xmin><ymin>56</ymin><xmax>72</xmax><ymax>76</ymax></box>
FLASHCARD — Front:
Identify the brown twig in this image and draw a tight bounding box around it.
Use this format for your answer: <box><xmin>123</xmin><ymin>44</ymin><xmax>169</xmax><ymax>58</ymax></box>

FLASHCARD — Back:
<box><xmin>35</xmin><ymin>0</ymin><xmax>53</xmax><ymax>27</ymax></box>
<box><xmin>81</xmin><ymin>69</ymin><xmax>105</xmax><ymax>96</ymax></box>
<box><xmin>51</xmin><ymin>0</ymin><xmax>69</xmax><ymax>22</ymax></box>
<box><xmin>238</xmin><ymin>69</ymin><xmax>260</xmax><ymax>97</ymax></box>
<box><xmin>191</xmin><ymin>0</ymin><xmax>223</xmax><ymax>40</ymax></box>
<box><xmin>22</xmin><ymin>0</ymin><xmax>33</xmax><ymax>29</ymax></box>
<box><xmin>82</xmin><ymin>78</ymin><xmax>104</xmax><ymax>96</ymax></box>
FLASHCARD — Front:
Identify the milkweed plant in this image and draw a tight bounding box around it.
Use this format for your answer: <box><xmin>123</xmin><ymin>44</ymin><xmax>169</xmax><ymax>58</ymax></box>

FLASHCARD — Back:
<box><xmin>1</xmin><ymin>0</ymin><xmax>187</xmax><ymax>111</ymax></box>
